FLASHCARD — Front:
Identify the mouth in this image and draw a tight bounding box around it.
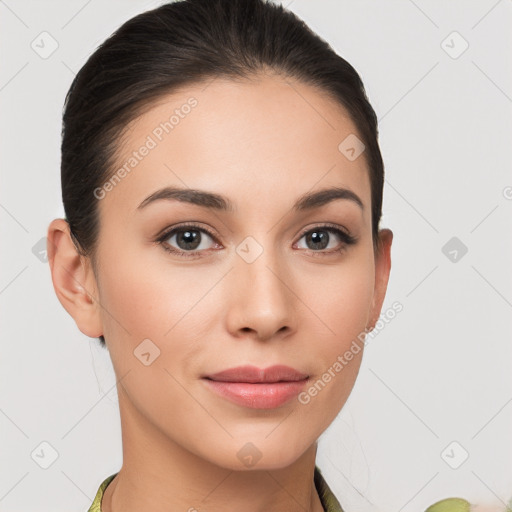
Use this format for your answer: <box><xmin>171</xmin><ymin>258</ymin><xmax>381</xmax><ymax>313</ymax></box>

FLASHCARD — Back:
<box><xmin>201</xmin><ymin>365</ymin><xmax>310</xmax><ymax>409</ymax></box>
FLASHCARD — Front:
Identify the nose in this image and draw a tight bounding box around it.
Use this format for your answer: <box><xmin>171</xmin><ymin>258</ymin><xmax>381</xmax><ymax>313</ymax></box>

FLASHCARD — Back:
<box><xmin>224</xmin><ymin>243</ymin><xmax>298</xmax><ymax>342</ymax></box>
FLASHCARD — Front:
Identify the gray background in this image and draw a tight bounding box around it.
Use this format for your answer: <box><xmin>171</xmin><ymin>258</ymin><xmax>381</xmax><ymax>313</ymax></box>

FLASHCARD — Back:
<box><xmin>1</xmin><ymin>1</ymin><xmax>511</xmax><ymax>511</ymax></box>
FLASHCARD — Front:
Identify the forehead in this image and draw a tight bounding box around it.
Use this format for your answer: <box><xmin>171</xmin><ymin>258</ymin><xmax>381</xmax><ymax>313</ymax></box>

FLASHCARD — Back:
<box><xmin>98</xmin><ymin>73</ymin><xmax>371</xmax><ymax>222</ymax></box>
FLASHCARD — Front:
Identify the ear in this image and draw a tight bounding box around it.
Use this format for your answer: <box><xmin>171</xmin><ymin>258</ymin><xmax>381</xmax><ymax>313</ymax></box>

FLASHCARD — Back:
<box><xmin>367</xmin><ymin>228</ymin><xmax>393</xmax><ymax>330</ymax></box>
<box><xmin>46</xmin><ymin>218</ymin><xmax>103</xmax><ymax>338</ymax></box>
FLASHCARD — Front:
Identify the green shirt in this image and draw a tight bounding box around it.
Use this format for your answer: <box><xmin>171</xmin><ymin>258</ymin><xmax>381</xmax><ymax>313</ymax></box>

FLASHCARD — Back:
<box><xmin>87</xmin><ymin>468</ymin><xmax>512</xmax><ymax>512</ymax></box>
<box><xmin>87</xmin><ymin>465</ymin><xmax>344</xmax><ymax>512</ymax></box>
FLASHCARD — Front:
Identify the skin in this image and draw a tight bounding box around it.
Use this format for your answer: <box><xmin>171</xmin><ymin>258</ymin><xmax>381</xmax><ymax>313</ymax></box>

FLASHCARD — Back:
<box><xmin>47</xmin><ymin>72</ymin><xmax>392</xmax><ymax>512</ymax></box>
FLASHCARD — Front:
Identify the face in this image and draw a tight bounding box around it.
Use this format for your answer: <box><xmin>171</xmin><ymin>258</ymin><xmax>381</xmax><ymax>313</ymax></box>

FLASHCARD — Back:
<box><xmin>51</xmin><ymin>73</ymin><xmax>392</xmax><ymax>471</ymax></box>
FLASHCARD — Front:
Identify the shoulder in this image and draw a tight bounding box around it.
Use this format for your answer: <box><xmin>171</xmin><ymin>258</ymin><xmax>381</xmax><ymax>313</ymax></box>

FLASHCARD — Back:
<box><xmin>86</xmin><ymin>473</ymin><xmax>118</xmax><ymax>512</ymax></box>
<box><xmin>314</xmin><ymin>465</ymin><xmax>345</xmax><ymax>512</ymax></box>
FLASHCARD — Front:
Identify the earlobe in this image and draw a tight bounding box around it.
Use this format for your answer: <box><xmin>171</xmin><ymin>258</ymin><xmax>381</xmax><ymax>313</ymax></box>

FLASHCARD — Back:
<box><xmin>46</xmin><ymin>218</ymin><xmax>103</xmax><ymax>338</ymax></box>
<box><xmin>367</xmin><ymin>228</ymin><xmax>393</xmax><ymax>331</ymax></box>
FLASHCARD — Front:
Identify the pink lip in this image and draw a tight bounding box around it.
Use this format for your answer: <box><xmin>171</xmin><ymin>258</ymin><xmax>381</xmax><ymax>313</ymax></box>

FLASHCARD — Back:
<box><xmin>203</xmin><ymin>364</ymin><xmax>308</xmax><ymax>383</ymax></box>
<box><xmin>202</xmin><ymin>365</ymin><xmax>309</xmax><ymax>409</ymax></box>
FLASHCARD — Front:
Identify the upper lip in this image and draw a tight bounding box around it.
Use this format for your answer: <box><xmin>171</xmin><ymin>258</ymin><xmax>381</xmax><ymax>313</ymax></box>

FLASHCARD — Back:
<box><xmin>203</xmin><ymin>365</ymin><xmax>309</xmax><ymax>383</ymax></box>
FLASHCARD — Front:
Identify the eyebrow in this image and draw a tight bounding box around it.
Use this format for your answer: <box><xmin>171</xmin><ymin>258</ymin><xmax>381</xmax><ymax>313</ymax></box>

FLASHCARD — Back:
<box><xmin>136</xmin><ymin>185</ymin><xmax>364</xmax><ymax>213</ymax></box>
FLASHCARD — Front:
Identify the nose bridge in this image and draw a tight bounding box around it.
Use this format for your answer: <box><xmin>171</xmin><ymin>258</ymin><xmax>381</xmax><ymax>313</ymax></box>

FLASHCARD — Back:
<box><xmin>237</xmin><ymin>235</ymin><xmax>288</xmax><ymax>303</ymax></box>
<box><xmin>227</xmin><ymin>234</ymin><xmax>297</xmax><ymax>337</ymax></box>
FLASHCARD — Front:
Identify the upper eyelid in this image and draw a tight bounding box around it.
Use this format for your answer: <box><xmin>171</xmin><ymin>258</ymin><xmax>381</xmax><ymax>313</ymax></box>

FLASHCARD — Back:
<box><xmin>297</xmin><ymin>222</ymin><xmax>350</xmax><ymax>236</ymax></box>
<box><xmin>158</xmin><ymin>222</ymin><xmax>352</xmax><ymax>245</ymax></box>
<box><xmin>157</xmin><ymin>222</ymin><xmax>217</xmax><ymax>239</ymax></box>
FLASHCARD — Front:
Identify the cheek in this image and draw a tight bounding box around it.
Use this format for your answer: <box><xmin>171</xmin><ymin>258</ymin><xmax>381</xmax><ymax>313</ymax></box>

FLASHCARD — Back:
<box><xmin>298</xmin><ymin>252</ymin><xmax>375</xmax><ymax>345</ymax></box>
<box><xmin>287</xmin><ymin>253</ymin><xmax>375</xmax><ymax>415</ymax></box>
<box><xmin>97</xmin><ymin>247</ymin><xmax>222</xmax><ymax>369</ymax></box>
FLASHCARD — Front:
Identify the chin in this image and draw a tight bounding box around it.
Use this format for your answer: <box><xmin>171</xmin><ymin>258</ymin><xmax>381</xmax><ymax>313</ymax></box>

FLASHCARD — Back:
<box><xmin>203</xmin><ymin>439</ymin><xmax>312</xmax><ymax>472</ymax></box>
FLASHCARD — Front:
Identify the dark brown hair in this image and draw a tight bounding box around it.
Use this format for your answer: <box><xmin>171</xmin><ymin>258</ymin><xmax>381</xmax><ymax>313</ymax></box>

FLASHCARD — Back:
<box><xmin>61</xmin><ymin>0</ymin><xmax>385</xmax><ymax>348</ymax></box>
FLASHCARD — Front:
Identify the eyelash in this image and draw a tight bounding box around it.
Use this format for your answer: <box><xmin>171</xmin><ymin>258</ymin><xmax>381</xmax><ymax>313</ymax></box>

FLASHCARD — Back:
<box><xmin>155</xmin><ymin>222</ymin><xmax>358</xmax><ymax>259</ymax></box>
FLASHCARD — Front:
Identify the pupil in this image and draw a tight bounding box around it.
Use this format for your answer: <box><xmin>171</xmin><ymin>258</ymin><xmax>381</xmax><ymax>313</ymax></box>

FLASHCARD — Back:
<box><xmin>308</xmin><ymin>230</ymin><xmax>328</xmax><ymax>250</ymax></box>
<box><xmin>178</xmin><ymin>229</ymin><xmax>200</xmax><ymax>250</ymax></box>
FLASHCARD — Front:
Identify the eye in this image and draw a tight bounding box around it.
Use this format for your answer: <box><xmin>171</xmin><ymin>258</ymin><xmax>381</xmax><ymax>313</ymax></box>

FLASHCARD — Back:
<box><xmin>156</xmin><ymin>223</ymin><xmax>221</xmax><ymax>258</ymax></box>
<box><xmin>295</xmin><ymin>224</ymin><xmax>357</xmax><ymax>255</ymax></box>
<box><xmin>155</xmin><ymin>222</ymin><xmax>357</xmax><ymax>259</ymax></box>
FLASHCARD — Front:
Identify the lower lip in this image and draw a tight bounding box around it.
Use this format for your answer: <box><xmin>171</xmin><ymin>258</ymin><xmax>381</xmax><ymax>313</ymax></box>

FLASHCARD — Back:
<box><xmin>202</xmin><ymin>378</ymin><xmax>309</xmax><ymax>409</ymax></box>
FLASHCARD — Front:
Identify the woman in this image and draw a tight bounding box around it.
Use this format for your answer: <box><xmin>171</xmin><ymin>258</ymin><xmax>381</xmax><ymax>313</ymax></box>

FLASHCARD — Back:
<box><xmin>45</xmin><ymin>0</ymin><xmax>445</xmax><ymax>510</ymax></box>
